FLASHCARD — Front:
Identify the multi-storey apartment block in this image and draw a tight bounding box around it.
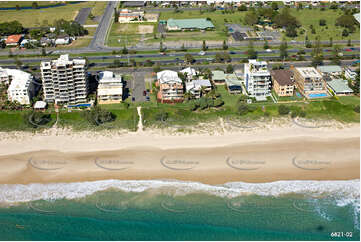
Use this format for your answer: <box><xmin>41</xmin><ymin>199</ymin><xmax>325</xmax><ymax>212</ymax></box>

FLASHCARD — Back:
<box><xmin>291</xmin><ymin>67</ymin><xmax>327</xmax><ymax>99</ymax></box>
<box><xmin>97</xmin><ymin>71</ymin><xmax>123</xmax><ymax>104</ymax></box>
<box><xmin>40</xmin><ymin>54</ymin><xmax>88</xmax><ymax>104</ymax></box>
<box><xmin>5</xmin><ymin>69</ymin><xmax>37</xmax><ymax>105</ymax></box>
<box><xmin>244</xmin><ymin>59</ymin><xmax>272</xmax><ymax>100</ymax></box>
<box><xmin>271</xmin><ymin>69</ymin><xmax>295</xmax><ymax>97</ymax></box>
<box><xmin>156</xmin><ymin>70</ymin><xmax>184</xmax><ymax>103</ymax></box>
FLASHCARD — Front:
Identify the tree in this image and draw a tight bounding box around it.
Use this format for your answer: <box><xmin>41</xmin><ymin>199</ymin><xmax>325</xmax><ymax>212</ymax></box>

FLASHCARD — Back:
<box><xmin>180</xmin><ymin>43</ymin><xmax>186</xmax><ymax>52</ymax></box>
<box><xmin>41</xmin><ymin>47</ymin><xmax>47</xmax><ymax>56</ymax></box>
<box><xmin>0</xmin><ymin>20</ymin><xmax>24</xmax><ymax>35</ymax></box>
<box><xmin>0</xmin><ymin>40</ymin><xmax>5</xmax><ymax>49</ymax></box>
<box><xmin>278</xmin><ymin>105</ymin><xmax>290</xmax><ymax>115</ymax></box>
<box><xmin>53</xmin><ymin>19</ymin><xmax>88</xmax><ymax>36</ymax></box>
<box><xmin>279</xmin><ymin>39</ymin><xmax>288</xmax><ymax>59</ymax></box>
<box><xmin>319</xmin><ymin>19</ymin><xmax>326</xmax><ymax>26</ymax></box>
<box><xmin>226</xmin><ymin>64</ymin><xmax>234</xmax><ymax>73</ymax></box>
<box><xmin>244</xmin><ymin>11</ymin><xmax>259</xmax><ymax>25</ymax></box>
<box><xmin>336</xmin><ymin>14</ymin><xmax>357</xmax><ymax>30</ymax></box>
<box><xmin>114</xmin><ymin>8</ymin><xmax>119</xmax><ymax>23</ymax></box>
<box><xmin>329</xmin><ymin>37</ymin><xmax>333</xmax><ymax>47</ymax></box>
<box><xmin>238</xmin><ymin>5</ymin><xmax>247</xmax><ymax>11</ymax></box>
<box><xmin>271</xmin><ymin>2</ymin><xmax>278</xmax><ymax>10</ymax></box>
<box><xmin>83</xmin><ymin>107</ymin><xmax>115</xmax><ymax>126</ymax></box>
<box><xmin>263</xmin><ymin>39</ymin><xmax>269</xmax><ymax>49</ymax></box>
<box><xmin>16</xmin><ymin>5</ymin><xmax>20</xmax><ymax>10</ymax></box>
<box><xmin>286</xmin><ymin>26</ymin><xmax>297</xmax><ymax>37</ymax></box>
<box><xmin>247</xmin><ymin>41</ymin><xmax>257</xmax><ymax>59</ymax></box>
<box><xmin>347</xmin><ymin>39</ymin><xmax>352</xmax><ymax>46</ymax></box>
<box><xmin>237</xmin><ymin>103</ymin><xmax>249</xmax><ymax>116</ymax></box>
<box><xmin>184</xmin><ymin>54</ymin><xmax>194</xmax><ymax>64</ymax></box>
<box><xmin>32</xmin><ymin>2</ymin><xmax>38</xmax><ymax>9</ymax></box>
<box><xmin>202</xmin><ymin>40</ymin><xmax>207</xmax><ymax>51</ymax></box>
<box><xmin>222</xmin><ymin>40</ymin><xmax>228</xmax><ymax>50</ymax></box>
<box><xmin>274</xmin><ymin>8</ymin><xmax>300</xmax><ymax>29</ymax></box>
<box><xmin>342</xmin><ymin>28</ymin><xmax>349</xmax><ymax>37</ymax></box>
<box><xmin>331</xmin><ymin>45</ymin><xmax>341</xmax><ymax>65</ymax></box>
<box><xmin>122</xmin><ymin>45</ymin><xmax>128</xmax><ymax>54</ymax></box>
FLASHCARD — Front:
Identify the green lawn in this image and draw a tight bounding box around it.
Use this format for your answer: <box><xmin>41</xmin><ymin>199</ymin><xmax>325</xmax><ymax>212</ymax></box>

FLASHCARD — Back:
<box><xmin>337</xmin><ymin>96</ymin><xmax>360</xmax><ymax>106</ymax></box>
<box><xmin>107</xmin><ymin>23</ymin><xmax>156</xmax><ymax>47</ymax></box>
<box><xmin>0</xmin><ymin>2</ymin><xmax>107</xmax><ymax>27</ymax></box>
<box><xmin>284</xmin><ymin>8</ymin><xmax>360</xmax><ymax>41</ymax></box>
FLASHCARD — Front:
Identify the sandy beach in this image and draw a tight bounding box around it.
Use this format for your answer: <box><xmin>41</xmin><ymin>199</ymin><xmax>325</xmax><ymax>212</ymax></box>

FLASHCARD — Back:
<box><xmin>0</xmin><ymin>120</ymin><xmax>359</xmax><ymax>185</ymax></box>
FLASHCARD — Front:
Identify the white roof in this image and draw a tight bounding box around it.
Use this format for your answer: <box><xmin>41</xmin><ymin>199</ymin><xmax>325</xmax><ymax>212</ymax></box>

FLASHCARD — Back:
<box><xmin>296</xmin><ymin>67</ymin><xmax>322</xmax><ymax>78</ymax></box>
<box><xmin>186</xmin><ymin>79</ymin><xmax>211</xmax><ymax>92</ymax></box>
<box><xmin>249</xmin><ymin>59</ymin><xmax>267</xmax><ymax>66</ymax></box>
<box><xmin>157</xmin><ymin>70</ymin><xmax>182</xmax><ymax>84</ymax></box>
<box><xmin>34</xmin><ymin>101</ymin><xmax>47</xmax><ymax>109</ymax></box>
<box><xmin>5</xmin><ymin>69</ymin><xmax>33</xmax><ymax>91</ymax></box>
<box><xmin>180</xmin><ymin>67</ymin><xmax>196</xmax><ymax>76</ymax></box>
<box><xmin>98</xmin><ymin>71</ymin><xmax>122</xmax><ymax>83</ymax></box>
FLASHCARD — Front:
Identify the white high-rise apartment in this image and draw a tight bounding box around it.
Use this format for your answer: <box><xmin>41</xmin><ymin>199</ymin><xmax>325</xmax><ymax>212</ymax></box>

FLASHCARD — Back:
<box><xmin>244</xmin><ymin>59</ymin><xmax>272</xmax><ymax>100</ymax></box>
<box><xmin>40</xmin><ymin>54</ymin><xmax>88</xmax><ymax>104</ymax></box>
<box><xmin>5</xmin><ymin>68</ymin><xmax>37</xmax><ymax>105</ymax></box>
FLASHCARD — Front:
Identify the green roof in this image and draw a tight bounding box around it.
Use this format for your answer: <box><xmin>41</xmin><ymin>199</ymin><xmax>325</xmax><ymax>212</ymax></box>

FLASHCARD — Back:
<box><xmin>225</xmin><ymin>73</ymin><xmax>241</xmax><ymax>86</ymax></box>
<box><xmin>327</xmin><ymin>79</ymin><xmax>353</xmax><ymax>94</ymax></box>
<box><xmin>167</xmin><ymin>18</ymin><xmax>214</xmax><ymax>29</ymax></box>
<box><xmin>211</xmin><ymin>70</ymin><xmax>225</xmax><ymax>80</ymax></box>
<box><xmin>317</xmin><ymin>65</ymin><xmax>342</xmax><ymax>73</ymax></box>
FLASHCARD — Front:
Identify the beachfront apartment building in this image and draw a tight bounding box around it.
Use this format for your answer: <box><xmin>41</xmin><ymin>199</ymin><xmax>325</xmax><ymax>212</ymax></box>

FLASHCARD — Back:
<box><xmin>40</xmin><ymin>54</ymin><xmax>88</xmax><ymax>105</ymax></box>
<box><xmin>97</xmin><ymin>71</ymin><xmax>123</xmax><ymax>104</ymax></box>
<box><xmin>156</xmin><ymin>70</ymin><xmax>184</xmax><ymax>103</ymax></box>
<box><xmin>291</xmin><ymin>67</ymin><xmax>327</xmax><ymax>99</ymax></box>
<box><xmin>270</xmin><ymin>69</ymin><xmax>295</xmax><ymax>97</ymax></box>
<box><xmin>244</xmin><ymin>59</ymin><xmax>272</xmax><ymax>101</ymax></box>
<box><xmin>5</xmin><ymin>69</ymin><xmax>38</xmax><ymax>105</ymax></box>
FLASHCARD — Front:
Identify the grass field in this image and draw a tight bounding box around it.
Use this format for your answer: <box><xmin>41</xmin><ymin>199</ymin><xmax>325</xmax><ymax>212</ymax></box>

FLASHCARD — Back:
<box><xmin>0</xmin><ymin>1</ymin><xmax>107</xmax><ymax>27</ymax></box>
<box><xmin>0</xmin><ymin>1</ymin><xmax>60</xmax><ymax>8</ymax></box>
<box><xmin>284</xmin><ymin>8</ymin><xmax>360</xmax><ymax>41</ymax></box>
<box><xmin>107</xmin><ymin>22</ymin><xmax>156</xmax><ymax>47</ymax></box>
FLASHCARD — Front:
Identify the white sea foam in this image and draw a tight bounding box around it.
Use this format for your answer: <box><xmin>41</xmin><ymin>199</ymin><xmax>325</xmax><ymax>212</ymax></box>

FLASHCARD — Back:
<box><xmin>0</xmin><ymin>179</ymin><xmax>359</xmax><ymax>205</ymax></box>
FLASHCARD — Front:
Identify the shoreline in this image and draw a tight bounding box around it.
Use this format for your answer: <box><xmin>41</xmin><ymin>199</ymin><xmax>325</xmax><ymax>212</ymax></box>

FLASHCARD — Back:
<box><xmin>0</xmin><ymin>122</ymin><xmax>359</xmax><ymax>185</ymax></box>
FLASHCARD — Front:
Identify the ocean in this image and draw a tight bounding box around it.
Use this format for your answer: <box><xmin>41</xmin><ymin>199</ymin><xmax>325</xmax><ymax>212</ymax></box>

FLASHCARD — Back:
<box><xmin>0</xmin><ymin>179</ymin><xmax>359</xmax><ymax>241</ymax></box>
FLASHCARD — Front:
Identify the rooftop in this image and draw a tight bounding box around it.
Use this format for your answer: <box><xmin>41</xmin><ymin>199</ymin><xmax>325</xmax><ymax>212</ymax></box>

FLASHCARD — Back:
<box><xmin>271</xmin><ymin>69</ymin><xmax>294</xmax><ymax>86</ymax></box>
<box><xmin>157</xmin><ymin>70</ymin><xmax>182</xmax><ymax>84</ymax></box>
<box><xmin>6</xmin><ymin>34</ymin><xmax>22</xmax><ymax>44</ymax></box>
<box><xmin>6</xmin><ymin>69</ymin><xmax>33</xmax><ymax>91</ymax></box>
<box><xmin>167</xmin><ymin>18</ymin><xmax>214</xmax><ymax>29</ymax></box>
<box><xmin>186</xmin><ymin>79</ymin><xmax>211</xmax><ymax>91</ymax></box>
<box><xmin>212</xmin><ymin>70</ymin><xmax>225</xmax><ymax>80</ymax></box>
<box><xmin>327</xmin><ymin>79</ymin><xmax>353</xmax><ymax>93</ymax></box>
<box><xmin>34</xmin><ymin>101</ymin><xmax>47</xmax><ymax>109</ymax></box>
<box><xmin>225</xmin><ymin>73</ymin><xmax>241</xmax><ymax>86</ymax></box>
<box><xmin>295</xmin><ymin>67</ymin><xmax>322</xmax><ymax>79</ymax></box>
<box><xmin>317</xmin><ymin>65</ymin><xmax>342</xmax><ymax>74</ymax></box>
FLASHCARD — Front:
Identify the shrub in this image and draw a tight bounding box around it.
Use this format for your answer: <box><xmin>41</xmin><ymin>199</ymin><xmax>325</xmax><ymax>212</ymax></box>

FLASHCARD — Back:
<box><xmin>155</xmin><ymin>111</ymin><xmax>169</xmax><ymax>122</ymax></box>
<box><xmin>83</xmin><ymin>107</ymin><xmax>115</xmax><ymax>126</ymax></box>
<box><xmin>299</xmin><ymin>111</ymin><xmax>306</xmax><ymax>117</ymax></box>
<box><xmin>237</xmin><ymin>103</ymin><xmax>249</xmax><ymax>115</ymax></box>
<box><xmin>354</xmin><ymin>105</ymin><xmax>360</xmax><ymax>113</ymax></box>
<box><xmin>24</xmin><ymin>111</ymin><xmax>51</xmax><ymax>128</ymax></box>
<box><xmin>214</xmin><ymin>99</ymin><xmax>224</xmax><ymax>107</ymax></box>
<box><xmin>278</xmin><ymin>105</ymin><xmax>290</xmax><ymax>115</ymax></box>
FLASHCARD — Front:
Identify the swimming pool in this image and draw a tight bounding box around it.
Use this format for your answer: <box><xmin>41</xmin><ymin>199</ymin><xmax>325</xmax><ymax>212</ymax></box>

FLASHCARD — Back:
<box><xmin>308</xmin><ymin>93</ymin><xmax>328</xmax><ymax>98</ymax></box>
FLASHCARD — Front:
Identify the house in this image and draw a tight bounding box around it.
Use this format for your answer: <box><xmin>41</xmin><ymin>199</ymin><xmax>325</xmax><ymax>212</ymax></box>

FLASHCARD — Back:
<box><xmin>97</xmin><ymin>71</ymin><xmax>123</xmax><ymax>104</ymax></box>
<box><xmin>211</xmin><ymin>70</ymin><xmax>226</xmax><ymax>84</ymax></box>
<box><xmin>55</xmin><ymin>34</ymin><xmax>70</xmax><ymax>45</ymax></box>
<box><xmin>317</xmin><ymin>65</ymin><xmax>342</xmax><ymax>77</ymax></box>
<box><xmin>180</xmin><ymin>67</ymin><xmax>197</xmax><ymax>81</ymax></box>
<box><xmin>118</xmin><ymin>9</ymin><xmax>145</xmax><ymax>23</ymax></box>
<box><xmin>271</xmin><ymin>69</ymin><xmax>295</xmax><ymax>97</ymax></box>
<box><xmin>186</xmin><ymin>79</ymin><xmax>212</xmax><ymax>98</ymax></box>
<box><xmin>344</xmin><ymin>66</ymin><xmax>359</xmax><ymax>81</ymax></box>
<box><xmin>244</xmin><ymin>60</ymin><xmax>272</xmax><ymax>101</ymax></box>
<box><xmin>5</xmin><ymin>34</ymin><xmax>22</xmax><ymax>46</ymax></box>
<box><xmin>20</xmin><ymin>39</ymin><xmax>38</xmax><ymax>48</ymax></box>
<box><xmin>166</xmin><ymin>18</ymin><xmax>214</xmax><ymax>31</ymax></box>
<box><xmin>327</xmin><ymin>79</ymin><xmax>353</xmax><ymax>96</ymax></box>
<box><xmin>291</xmin><ymin>67</ymin><xmax>328</xmax><ymax>99</ymax></box>
<box><xmin>156</xmin><ymin>70</ymin><xmax>184</xmax><ymax>103</ymax></box>
<box><xmin>40</xmin><ymin>37</ymin><xmax>53</xmax><ymax>47</ymax></box>
<box><xmin>225</xmin><ymin>73</ymin><xmax>242</xmax><ymax>94</ymax></box>
<box><xmin>6</xmin><ymin>69</ymin><xmax>38</xmax><ymax>105</ymax></box>
<box><xmin>34</xmin><ymin>100</ymin><xmax>47</xmax><ymax>110</ymax></box>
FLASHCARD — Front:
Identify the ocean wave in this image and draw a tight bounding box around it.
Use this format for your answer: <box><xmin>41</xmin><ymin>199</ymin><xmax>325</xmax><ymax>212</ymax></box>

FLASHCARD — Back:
<box><xmin>0</xmin><ymin>179</ymin><xmax>359</xmax><ymax>205</ymax></box>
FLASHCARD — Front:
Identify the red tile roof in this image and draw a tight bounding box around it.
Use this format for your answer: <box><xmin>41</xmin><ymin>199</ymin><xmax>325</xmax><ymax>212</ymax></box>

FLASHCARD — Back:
<box><xmin>6</xmin><ymin>35</ymin><xmax>22</xmax><ymax>44</ymax></box>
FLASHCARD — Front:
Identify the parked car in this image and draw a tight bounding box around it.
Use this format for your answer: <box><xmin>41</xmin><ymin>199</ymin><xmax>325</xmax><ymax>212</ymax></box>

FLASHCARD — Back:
<box><xmin>266</xmin><ymin>49</ymin><xmax>272</xmax><ymax>53</ymax></box>
<box><xmin>229</xmin><ymin>51</ymin><xmax>236</xmax><ymax>54</ymax></box>
<box><xmin>198</xmin><ymin>51</ymin><xmax>206</xmax><ymax>56</ymax></box>
<box><xmin>143</xmin><ymin>90</ymin><xmax>147</xmax><ymax>96</ymax></box>
<box><xmin>146</xmin><ymin>96</ymin><xmax>150</xmax><ymax>101</ymax></box>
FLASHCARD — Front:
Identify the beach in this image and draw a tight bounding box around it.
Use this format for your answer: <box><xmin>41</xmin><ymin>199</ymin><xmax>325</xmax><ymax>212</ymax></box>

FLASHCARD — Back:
<box><xmin>0</xmin><ymin>121</ymin><xmax>359</xmax><ymax>185</ymax></box>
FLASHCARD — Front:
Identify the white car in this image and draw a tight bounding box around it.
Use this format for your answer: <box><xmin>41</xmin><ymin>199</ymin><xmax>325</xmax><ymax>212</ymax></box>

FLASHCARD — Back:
<box><xmin>266</xmin><ymin>49</ymin><xmax>272</xmax><ymax>53</ymax></box>
<box><xmin>199</xmin><ymin>51</ymin><xmax>206</xmax><ymax>56</ymax></box>
<box><xmin>115</xmin><ymin>55</ymin><xmax>122</xmax><ymax>58</ymax></box>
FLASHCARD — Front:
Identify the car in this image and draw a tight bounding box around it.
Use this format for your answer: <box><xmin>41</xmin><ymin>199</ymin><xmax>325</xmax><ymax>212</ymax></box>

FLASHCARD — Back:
<box><xmin>291</xmin><ymin>40</ymin><xmax>296</xmax><ymax>43</ymax></box>
<box><xmin>229</xmin><ymin>51</ymin><xmax>236</xmax><ymax>54</ymax></box>
<box><xmin>160</xmin><ymin>52</ymin><xmax>166</xmax><ymax>55</ymax></box>
<box><xmin>143</xmin><ymin>90</ymin><xmax>147</xmax><ymax>96</ymax></box>
<box><xmin>132</xmin><ymin>97</ymin><xmax>135</xmax><ymax>102</ymax></box>
<box><xmin>266</xmin><ymin>49</ymin><xmax>272</xmax><ymax>53</ymax></box>
<box><xmin>325</xmin><ymin>49</ymin><xmax>331</xmax><ymax>52</ymax></box>
<box><xmin>206</xmin><ymin>58</ymin><xmax>213</xmax><ymax>61</ymax></box>
<box><xmin>345</xmin><ymin>48</ymin><xmax>352</xmax><ymax>52</ymax></box>
<box><xmin>291</xmin><ymin>55</ymin><xmax>297</xmax><ymax>58</ymax></box>
<box><xmin>146</xmin><ymin>96</ymin><xmax>150</xmax><ymax>101</ymax></box>
<box><xmin>198</xmin><ymin>51</ymin><xmax>206</xmax><ymax>56</ymax></box>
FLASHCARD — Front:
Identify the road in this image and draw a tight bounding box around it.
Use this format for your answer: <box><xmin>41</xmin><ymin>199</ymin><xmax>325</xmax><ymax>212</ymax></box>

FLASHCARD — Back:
<box><xmin>0</xmin><ymin>47</ymin><xmax>359</xmax><ymax>66</ymax></box>
<box><xmin>89</xmin><ymin>1</ymin><xmax>118</xmax><ymax>50</ymax></box>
